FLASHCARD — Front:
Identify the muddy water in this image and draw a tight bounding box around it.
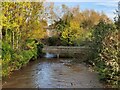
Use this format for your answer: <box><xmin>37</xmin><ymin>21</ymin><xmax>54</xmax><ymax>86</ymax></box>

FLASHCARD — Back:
<box><xmin>2</xmin><ymin>58</ymin><xmax>103</xmax><ymax>88</ymax></box>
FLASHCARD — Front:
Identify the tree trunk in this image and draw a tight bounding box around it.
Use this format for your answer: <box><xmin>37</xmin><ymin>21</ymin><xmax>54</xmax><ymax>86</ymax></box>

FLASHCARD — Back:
<box><xmin>12</xmin><ymin>31</ymin><xmax>15</xmax><ymax>49</ymax></box>
<box><xmin>16</xmin><ymin>31</ymin><xmax>19</xmax><ymax>49</ymax></box>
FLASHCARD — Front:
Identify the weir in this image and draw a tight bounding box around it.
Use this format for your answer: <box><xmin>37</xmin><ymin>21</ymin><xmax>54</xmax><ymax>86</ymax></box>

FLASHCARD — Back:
<box><xmin>43</xmin><ymin>46</ymin><xmax>91</xmax><ymax>58</ymax></box>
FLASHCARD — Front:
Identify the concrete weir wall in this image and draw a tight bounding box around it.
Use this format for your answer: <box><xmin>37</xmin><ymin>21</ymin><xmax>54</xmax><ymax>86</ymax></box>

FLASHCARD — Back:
<box><xmin>43</xmin><ymin>46</ymin><xmax>91</xmax><ymax>61</ymax></box>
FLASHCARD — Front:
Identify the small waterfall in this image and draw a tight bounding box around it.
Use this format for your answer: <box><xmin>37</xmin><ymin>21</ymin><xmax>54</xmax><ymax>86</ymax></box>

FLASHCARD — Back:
<box><xmin>44</xmin><ymin>53</ymin><xmax>56</xmax><ymax>58</ymax></box>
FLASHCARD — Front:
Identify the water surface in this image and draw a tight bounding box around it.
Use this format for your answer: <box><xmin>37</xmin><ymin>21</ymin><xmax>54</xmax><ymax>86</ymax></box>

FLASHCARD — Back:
<box><xmin>2</xmin><ymin>58</ymin><xmax>103</xmax><ymax>88</ymax></box>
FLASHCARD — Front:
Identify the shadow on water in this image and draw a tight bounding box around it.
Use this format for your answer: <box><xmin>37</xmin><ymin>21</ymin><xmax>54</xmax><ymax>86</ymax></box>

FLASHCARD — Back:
<box><xmin>2</xmin><ymin>53</ymin><xmax>103</xmax><ymax>88</ymax></box>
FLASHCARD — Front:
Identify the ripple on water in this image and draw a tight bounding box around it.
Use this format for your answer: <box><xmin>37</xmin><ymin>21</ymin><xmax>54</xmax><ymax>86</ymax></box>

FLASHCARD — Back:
<box><xmin>2</xmin><ymin>58</ymin><xmax>103</xmax><ymax>88</ymax></box>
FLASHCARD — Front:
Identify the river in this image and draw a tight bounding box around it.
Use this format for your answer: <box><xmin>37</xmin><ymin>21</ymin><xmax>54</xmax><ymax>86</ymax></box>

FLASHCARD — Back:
<box><xmin>2</xmin><ymin>55</ymin><xmax>103</xmax><ymax>88</ymax></box>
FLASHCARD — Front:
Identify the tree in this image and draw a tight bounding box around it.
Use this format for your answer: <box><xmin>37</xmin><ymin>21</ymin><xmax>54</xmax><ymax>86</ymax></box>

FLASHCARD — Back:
<box><xmin>1</xmin><ymin>1</ymin><xmax>47</xmax><ymax>77</ymax></box>
<box><xmin>61</xmin><ymin>18</ymin><xmax>82</xmax><ymax>46</ymax></box>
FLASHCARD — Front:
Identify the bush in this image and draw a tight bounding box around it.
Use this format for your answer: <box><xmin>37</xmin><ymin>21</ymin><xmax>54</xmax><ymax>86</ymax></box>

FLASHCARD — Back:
<box><xmin>97</xmin><ymin>29</ymin><xmax>119</xmax><ymax>87</ymax></box>
<box><xmin>90</xmin><ymin>20</ymin><xmax>119</xmax><ymax>88</ymax></box>
<box><xmin>90</xmin><ymin>20</ymin><xmax>113</xmax><ymax>64</ymax></box>
<box><xmin>2</xmin><ymin>39</ymin><xmax>43</xmax><ymax>77</ymax></box>
<box><xmin>2</xmin><ymin>42</ymin><xmax>13</xmax><ymax>76</ymax></box>
<box><xmin>37</xmin><ymin>43</ymin><xmax>44</xmax><ymax>57</ymax></box>
<box><xmin>47</xmin><ymin>36</ymin><xmax>60</xmax><ymax>46</ymax></box>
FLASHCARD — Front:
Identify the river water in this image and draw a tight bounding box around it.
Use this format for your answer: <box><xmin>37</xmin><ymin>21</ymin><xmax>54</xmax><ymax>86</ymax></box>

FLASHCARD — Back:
<box><xmin>2</xmin><ymin>56</ymin><xmax>103</xmax><ymax>88</ymax></box>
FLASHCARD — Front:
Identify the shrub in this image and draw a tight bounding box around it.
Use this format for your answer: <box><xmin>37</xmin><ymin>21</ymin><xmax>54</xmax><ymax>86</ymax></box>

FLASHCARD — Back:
<box><xmin>2</xmin><ymin>39</ymin><xmax>43</xmax><ymax>77</ymax></box>
<box><xmin>90</xmin><ymin>20</ymin><xmax>113</xmax><ymax>64</ymax></box>
<box><xmin>90</xmin><ymin>20</ymin><xmax>119</xmax><ymax>88</ymax></box>
<box><xmin>37</xmin><ymin>43</ymin><xmax>44</xmax><ymax>57</ymax></box>
<box><xmin>47</xmin><ymin>36</ymin><xmax>59</xmax><ymax>46</ymax></box>
<box><xmin>2</xmin><ymin>42</ymin><xmax>13</xmax><ymax>76</ymax></box>
<box><xmin>97</xmin><ymin>29</ymin><xmax>119</xmax><ymax>87</ymax></box>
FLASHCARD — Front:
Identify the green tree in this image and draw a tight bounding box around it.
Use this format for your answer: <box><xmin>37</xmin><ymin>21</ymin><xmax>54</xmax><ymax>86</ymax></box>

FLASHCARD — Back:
<box><xmin>1</xmin><ymin>2</ymin><xmax>46</xmax><ymax>77</ymax></box>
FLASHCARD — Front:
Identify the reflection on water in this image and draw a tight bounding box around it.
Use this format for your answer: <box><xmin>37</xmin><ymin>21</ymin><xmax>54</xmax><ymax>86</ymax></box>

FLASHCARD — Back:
<box><xmin>2</xmin><ymin>58</ymin><xmax>103</xmax><ymax>88</ymax></box>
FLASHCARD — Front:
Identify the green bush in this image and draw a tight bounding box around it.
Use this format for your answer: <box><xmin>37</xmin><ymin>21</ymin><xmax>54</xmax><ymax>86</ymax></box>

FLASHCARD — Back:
<box><xmin>97</xmin><ymin>29</ymin><xmax>119</xmax><ymax>87</ymax></box>
<box><xmin>37</xmin><ymin>43</ymin><xmax>44</xmax><ymax>57</ymax></box>
<box><xmin>47</xmin><ymin>36</ymin><xmax>59</xmax><ymax>46</ymax></box>
<box><xmin>2</xmin><ymin>39</ymin><xmax>43</xmax><ymax>77</ymax></box>
<box><xmin>2</xmin><ymin>42</ymin><xmax>13</xmax><ymax>76</ymax></box>
<box><xmin>90</xmin><ymin>20</ymin><xmax>113</xmax><ymax>64</ymax></box>
<box><xmin>90</xmin><ymin>20</ymin><xmax>119</xmax><ymax>88</ymax></box>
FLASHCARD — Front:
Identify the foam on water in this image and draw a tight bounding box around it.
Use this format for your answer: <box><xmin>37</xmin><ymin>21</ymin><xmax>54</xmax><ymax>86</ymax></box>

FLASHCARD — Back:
<box><xmin>44</xmin><ymin>53</ymin><xmax>56</xmax><ymax>58</ymax></box>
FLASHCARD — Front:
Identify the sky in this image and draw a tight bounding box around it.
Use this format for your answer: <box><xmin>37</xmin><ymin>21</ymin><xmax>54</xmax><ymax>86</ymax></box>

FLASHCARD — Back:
<box><xmin>47</xmin><ymin>0</ymin><xmax>119</xmax><ymax>21</ymax></box>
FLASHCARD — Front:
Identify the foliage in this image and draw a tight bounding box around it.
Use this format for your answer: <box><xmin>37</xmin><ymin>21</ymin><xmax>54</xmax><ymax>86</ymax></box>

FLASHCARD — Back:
<box><xmin>61</xmin><ymin>20</ymin><xmax>81</xmax><ymax>46</ymax></box>
<box><xmin>90</xmin><ymin>20</ymin><xmax>119</xmax><ymax>88</ymax></box>
<box><xmin>2</xmin><ymin>39</ymin><xmax>41</xmax><ymax>77</ymax></box>
<box><xmin>98</xmin><ymin>29</ymin><xmax>119</xmax><ymax>87</ymax></box>
<box><xmin>1</xmin><ymin>2</ymin><xmax>46</xmax><ymax>77</ymax></box>
<box><xmin>37</xmin><ymin>43</ymin><xmax>44</xmax><ymax>57</ymax></box>
<box><xmin>90</xmin><ymin>20</ymin><xmax>114</xmax><ymax>62</ymax></box>
<box><xmin>2</xmin><ymin>2</ymin><xmax>119</xmax><ymax>88</ymax></box>
<box><xmin>2</xmin><ymin>42</ymin><xmax>13</xmax><ymax>77</ymax></box>
<box><xmin>47</xmin><ymin>36</ymin><xmax>60</xmax><ymax>46</ymax></box>
<box><xmin>47</xmin><ymin>5</ymin><xmax>110</xmax><ymax>46</ymax></box>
